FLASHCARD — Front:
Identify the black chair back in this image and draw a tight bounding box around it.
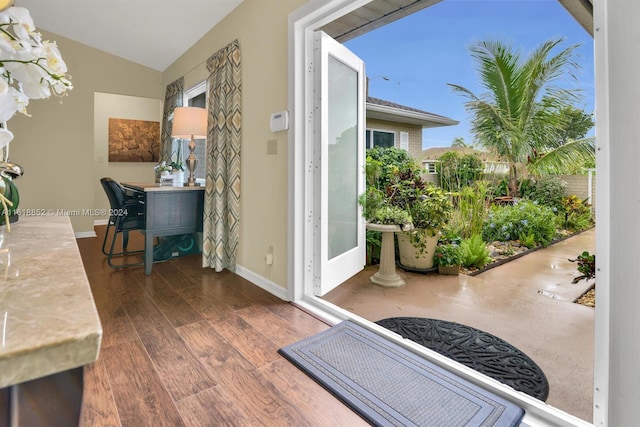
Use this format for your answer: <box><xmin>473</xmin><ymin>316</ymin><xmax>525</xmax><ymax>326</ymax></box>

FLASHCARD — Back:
<box><xmin>100</xmin><ymin>178</ymin><xmax>127</xmax><ymax>218</ymax></box>
<box><xmin>99</xmin><ymin>177</ymin><xmax>145</xmax><ymax>268</ymax></box>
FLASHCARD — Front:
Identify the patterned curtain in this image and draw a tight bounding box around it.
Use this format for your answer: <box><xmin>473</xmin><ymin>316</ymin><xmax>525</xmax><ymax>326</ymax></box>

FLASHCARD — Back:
<box><xmin>202</xmin><ymin>40</ymin><xmax>241</xmax><ymax>271</ymax></box>
<box><xmin>160</xmin><ymin>77</ymin><xmax>184</xmax><ymax>163</ymax></box>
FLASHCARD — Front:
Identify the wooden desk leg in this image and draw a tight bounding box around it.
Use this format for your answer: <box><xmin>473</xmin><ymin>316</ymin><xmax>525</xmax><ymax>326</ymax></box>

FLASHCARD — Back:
<box><xmin>369</xmin><ymin>230</ymin><xmax>405</xmax><ymax>287</ymax></box>
<box><xmin>144</xmin><ymin>230</ymin><xmax>154</xmax><ymax>275</ymax></box>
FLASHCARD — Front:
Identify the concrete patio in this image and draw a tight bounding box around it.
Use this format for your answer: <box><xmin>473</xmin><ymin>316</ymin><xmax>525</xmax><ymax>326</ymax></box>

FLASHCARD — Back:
<box><xmin>323</xmin><ymin>228</ymin><xmax>596</xmax><ymax>423</ymax></box>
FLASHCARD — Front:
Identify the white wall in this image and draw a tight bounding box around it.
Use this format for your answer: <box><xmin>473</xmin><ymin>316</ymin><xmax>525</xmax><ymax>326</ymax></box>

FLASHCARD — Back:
<box><xmin>593</xmin><ymin>0</ymin><xmax>640</xmax><ymax>425</ymax></box>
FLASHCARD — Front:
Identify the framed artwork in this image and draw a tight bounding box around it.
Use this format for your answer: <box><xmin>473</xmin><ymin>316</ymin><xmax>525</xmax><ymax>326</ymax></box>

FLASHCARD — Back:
<box><xmin>108</xmin><ymin>118</ymin><xmax>160</xmax><ymax>162</ymax></box>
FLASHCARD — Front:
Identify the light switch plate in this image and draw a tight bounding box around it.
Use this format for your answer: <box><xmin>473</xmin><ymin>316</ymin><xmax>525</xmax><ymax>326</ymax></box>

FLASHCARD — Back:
<box><xmin>267</xmin><ymin>139</ymin><xmax>278</xmax><ymax>155</ymax></box>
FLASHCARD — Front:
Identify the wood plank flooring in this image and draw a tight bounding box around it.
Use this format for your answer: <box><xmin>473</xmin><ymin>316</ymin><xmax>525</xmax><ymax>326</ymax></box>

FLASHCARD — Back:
<box><xmin>77</xmin><ymin>229</ymin><xmax>367</xmax><ymax>426</ymax></box>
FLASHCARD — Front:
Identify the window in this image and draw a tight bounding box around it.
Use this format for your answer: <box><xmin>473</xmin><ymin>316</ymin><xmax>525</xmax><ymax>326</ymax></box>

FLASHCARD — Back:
<box><xmin>365</xmin><ymin>129</ymin><xmax>395</xmax><ymax>149</ymax></box>
<box><xmin>424</xmin><ymin>161</ymin><xmax>437</xmax><ymax>174</ymax></box>
<box><xmin>400</xmin><ymin>131</ymin><xmax>409</xmax><ymax>151</ymax></box>
<box><xmin>181</xmin><ymin>82</ymin><xmax>207</xmax><ymax>181</ymax></box>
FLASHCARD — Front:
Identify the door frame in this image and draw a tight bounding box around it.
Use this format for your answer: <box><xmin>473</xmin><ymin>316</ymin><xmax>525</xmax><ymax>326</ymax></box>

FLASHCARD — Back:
<box><xmin>287</xmin><ymin>1</ymin><xmax>601</xmax><ymax>425</ymax></box>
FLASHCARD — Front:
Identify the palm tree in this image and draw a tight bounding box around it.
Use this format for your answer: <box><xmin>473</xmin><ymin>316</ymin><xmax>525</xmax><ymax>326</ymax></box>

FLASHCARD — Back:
<box><xmin>449</xmin><ymin>38</ymin><xmax>595</xmax><ymax>196</ymax></box>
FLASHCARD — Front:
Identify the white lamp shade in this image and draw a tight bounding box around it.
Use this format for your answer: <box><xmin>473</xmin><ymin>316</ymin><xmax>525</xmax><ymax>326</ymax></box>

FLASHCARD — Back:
<box><xmin>172</xmin><ymin>107</ymin><xmax>207</xmax><ymax>138</ymax></box>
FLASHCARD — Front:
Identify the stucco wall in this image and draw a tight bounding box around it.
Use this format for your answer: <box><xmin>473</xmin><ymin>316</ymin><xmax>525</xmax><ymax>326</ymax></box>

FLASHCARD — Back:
<box><xmin>366</xmin><ymin>118</ymin><xmax>423</xmax><ymax>159</ymax></box>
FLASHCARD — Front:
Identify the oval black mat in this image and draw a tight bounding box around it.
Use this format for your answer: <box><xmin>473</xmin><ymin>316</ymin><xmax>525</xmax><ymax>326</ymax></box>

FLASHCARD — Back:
<box><xmin>376</xmin><ymin>317</ymin><xmax>549</xmax><ymax>401</ymax></box>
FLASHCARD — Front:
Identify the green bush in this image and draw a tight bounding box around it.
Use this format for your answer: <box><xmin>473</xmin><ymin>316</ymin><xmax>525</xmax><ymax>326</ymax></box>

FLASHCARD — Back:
<box><xmin>460</xmin><ymin>234</ymin><xmax>491</xmax><ymax>269</ymax></box>
<box><xmin>450</xmin><ymin>182</ymin><xmax>491</xmax><ymax>238</ymax></box>
<box><xmin>560</xmin><ymin>195</ymin><xmax>594</xmax><ymax>231</ymax></box>
<box><xmin>437</xmin><ymin>151</ymin><xmax>484</xmax><ymax>192</ymax></box>
<box><xmin>433</xmin><ymin>243</ymin><xmax>464</xmax><ymax>267</ymax></box>
<box><xmin>527</xmin><ymin>176</ymin><xmax>567</xmax><ymax>212</ymax></box>
<box><xmin>365</xmin><ymin>146</ymin><xmax>418</xmax><ymax>191</ymax></box>
<box><xmin>482</xmin><ymin>200</ymin><xmax>557</xmax><ymax>247</ymax></box>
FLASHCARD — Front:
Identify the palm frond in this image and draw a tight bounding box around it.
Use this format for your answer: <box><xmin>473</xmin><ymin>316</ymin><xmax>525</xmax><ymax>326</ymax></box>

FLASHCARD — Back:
<box><xmin>449</xmin><ymin>37</ymin><xmax>588</xmax><ymax>186</ymax></box>
<box><xmin>527</xmin><ymin>137</ymin><xmax>595</xmax><ymax>176</ymax></box>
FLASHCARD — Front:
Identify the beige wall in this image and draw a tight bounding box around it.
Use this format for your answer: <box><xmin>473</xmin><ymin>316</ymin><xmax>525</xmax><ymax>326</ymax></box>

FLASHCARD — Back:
<box><xmin>560</xmin><ymin>173</ymin><xmax>596</xmax><ymax>218</ymax></box>
<box><xmin>162</xmin><ymin>0</ymin><xmax>306</xmax><ymax>289</ymax></box>
<box><xmin>365</xmin><ymin>118</ymin><xmax>423</xmax><ymax>159</ymax></box>
<box><xmin>8</xmin><ymin>30</ymin><xmax>163</xmax><ymax>233</ymax></box>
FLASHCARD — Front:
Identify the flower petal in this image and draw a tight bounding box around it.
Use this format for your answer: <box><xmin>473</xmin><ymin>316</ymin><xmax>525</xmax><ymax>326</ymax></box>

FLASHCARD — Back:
<box><xmin>0</xmin><ymin>128</ymin><xmax>13</xmax><ymax>148</ymax></box>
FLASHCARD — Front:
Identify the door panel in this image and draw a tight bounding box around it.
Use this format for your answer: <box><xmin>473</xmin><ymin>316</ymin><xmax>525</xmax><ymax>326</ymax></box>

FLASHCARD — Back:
<box><xmin>314</xmin><ymin>31</ymin><xmax>366</xmax><ymax>296</ymax></box>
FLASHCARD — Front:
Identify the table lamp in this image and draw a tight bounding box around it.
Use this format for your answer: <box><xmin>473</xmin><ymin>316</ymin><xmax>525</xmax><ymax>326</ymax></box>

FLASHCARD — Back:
<box><xmin>0</xmin><ymin>0</ymin><xmax>14</xmax><ymax>12</ymax></box>
<box><xmin>171</xmin><ymin>107</ymin><xmax>207</xmax><ymax>186</ymax></box>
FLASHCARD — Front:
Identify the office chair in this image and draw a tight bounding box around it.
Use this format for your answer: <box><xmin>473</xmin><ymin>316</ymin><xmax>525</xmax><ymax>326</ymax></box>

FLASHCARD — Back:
<box><xmin>100</xmin><ymin>177</ymin><xmax>145</xmax><ymax>268</ymax></box>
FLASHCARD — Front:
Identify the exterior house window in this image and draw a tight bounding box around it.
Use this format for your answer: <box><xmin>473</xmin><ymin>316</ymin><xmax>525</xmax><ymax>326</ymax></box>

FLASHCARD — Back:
<box><xmin>181</xmin><ymin>82</ymin><xmax>207</xmax><ymax>181</ymax></box>
<box><xmin>365</xmin><ymin>129</ymin><xmax>395</xmax><ymax>149</ymax></box>
<box><xmin>423</xmin><ymin>161</ymin><xmax>437</xmax><ymax>174</ymax></box>
<box><xmin>400</xmin><ymin>131</ymin><xmax>409</xmax><ymax>151</ymax></box>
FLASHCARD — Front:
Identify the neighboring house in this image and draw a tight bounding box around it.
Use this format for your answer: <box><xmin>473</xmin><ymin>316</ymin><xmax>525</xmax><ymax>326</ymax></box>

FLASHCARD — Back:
<box><xmin>420</xmin><ymin>146</ymin><xmax>509</xmax><ymax>176</ymax></box>
<box><xmin>366</xmin><ymin>96</ymin><xmax>458</xmax><ymax>160</ymax></box>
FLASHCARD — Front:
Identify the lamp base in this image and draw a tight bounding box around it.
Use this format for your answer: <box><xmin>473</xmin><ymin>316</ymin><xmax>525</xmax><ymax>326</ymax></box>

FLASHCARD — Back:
<box><xmin>185</xmin><ymin>136</ymin><xmax>198</xmax><ymax>186</ymax></box>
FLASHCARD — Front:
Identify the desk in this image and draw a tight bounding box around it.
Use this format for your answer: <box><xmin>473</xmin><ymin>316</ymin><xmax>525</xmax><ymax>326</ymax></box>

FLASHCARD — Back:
<box><xmin>376</xmin><ymin>317</ymin><xmax>550</xmax><ymax>401</ymax></box>
<box><xmin>122</xmin><ymin>183</ymin><xmax>205</xmax><ymax>275</ymax></box>
<box><xmin>0</xmin><ymin>216</ymin><xmax>102</xmax><ymax>426</ymax></box>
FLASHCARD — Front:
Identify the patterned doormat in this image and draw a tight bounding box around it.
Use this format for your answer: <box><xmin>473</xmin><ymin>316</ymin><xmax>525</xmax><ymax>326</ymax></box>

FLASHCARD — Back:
<box><xmin>375</xmin><ymin>317</ymin><xmax>549</xmax><ymax>401</ymax></box>
<box><xmin>279</xmin><ymin>321</ymin><xmax>525</xmax><ymax>427</ymax></box>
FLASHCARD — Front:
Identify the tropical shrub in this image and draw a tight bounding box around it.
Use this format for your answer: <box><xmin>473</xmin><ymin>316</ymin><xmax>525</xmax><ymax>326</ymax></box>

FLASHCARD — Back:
<box><xmin>433</xmin><ymin>243</ymin><xmax>464</xmax><ymax>267</ymax></box>
<box><xmin>560</xmin><ymin>195</ymin><xmax>594</xmax><ymax>231</ymax></box>
<box><xmin>569</xmin><ymin>251</ymin><xmax>596</xmax><ymax>283</ymax></box>
<box><xmin>527</xmin><ymin>176</ymin><xmax>567</xmax><ymax>213</ymax></box>
<box><xmin>437</xmin><ymin>151</ymin><xmax>484</xmax><ymax>192</ymax></box>
<box><xmin>482</xmin><ymin>199</ymin><xmax>557</xmax><ymax>247</ymax></box>
<box><xmin>460</xmin><ymin>234</ymin><xmax>491</xmax><ymax>269</ymax></box>
<box><xmin>365</xmin><ymin>146</ymin><xmax>418</xmax><ymax>190</ymax></box>
<box><xmin>450</xmin><ymin>182</ymin><xmax>491</xmax><ymax>238</ymax></box>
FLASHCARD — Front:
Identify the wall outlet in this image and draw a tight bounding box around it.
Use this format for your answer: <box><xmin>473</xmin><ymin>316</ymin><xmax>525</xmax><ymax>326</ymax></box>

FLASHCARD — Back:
<box><xmin>265</xmin><ymin>245</ymin><xmax>274</xmax><ymax>265</ymax></box>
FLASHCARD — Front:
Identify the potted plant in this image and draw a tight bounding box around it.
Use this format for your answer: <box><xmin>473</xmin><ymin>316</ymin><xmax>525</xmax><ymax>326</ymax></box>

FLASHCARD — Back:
<box><xmin>170</xmin><ymin>141</ymin><xmax>185</xmax><ymax>184</ymax></box>
<box><xmin>389</xmin><ymin>166</ymin><xmax>453</xmax><ymax>270</ymax></box>
<box><xmin>434</xmin><ymin>243</ymin><xmax>464</xmax><ymax>275</ymax></box>
<box><xmin>359</xmin><ymin>147</ymin><xmax>453</xmax><ymax>271</ymax></box>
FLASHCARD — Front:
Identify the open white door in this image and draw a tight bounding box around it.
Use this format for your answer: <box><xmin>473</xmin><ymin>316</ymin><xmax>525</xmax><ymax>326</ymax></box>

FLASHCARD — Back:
<box><xmin>313</xmin><ymin>31</ymin><xmax>366</xmax><ymax>296</ymax></box>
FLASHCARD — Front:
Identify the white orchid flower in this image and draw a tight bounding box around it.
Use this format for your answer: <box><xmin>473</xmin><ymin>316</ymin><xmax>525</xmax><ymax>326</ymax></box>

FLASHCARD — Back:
<box><xmin>42</xmin><ymin>41</ymin><xmax>67</xmax><ymax>74</ymax></box>
<box><xmin>0</xmin><ymin>127</ymin><xmax>13</xmax><ymax>148</ymax></box>
<box><xmin>3</xmin><ymin>7</ymin><xmax>35</xmax><ymax>39</ymax></box>
<box><xmin>0</xmin><ymin>4</ymin><xmax>72</xmax><ymax>145</ymax></box>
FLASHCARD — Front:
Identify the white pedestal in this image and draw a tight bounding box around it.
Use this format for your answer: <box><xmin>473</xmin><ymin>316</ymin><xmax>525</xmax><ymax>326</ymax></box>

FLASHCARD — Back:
<box><xmin>366</xmin><ymin>223</ymin><xmax>407</xmax><ymax>288</ymax></box>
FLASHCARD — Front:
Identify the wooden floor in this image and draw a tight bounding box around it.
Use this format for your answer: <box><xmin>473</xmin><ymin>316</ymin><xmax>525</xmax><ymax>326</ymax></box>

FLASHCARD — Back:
<box><xmin>76</xmin><ymin>229</ymin><xmax>367</xmax><ymax>427</ymax></box>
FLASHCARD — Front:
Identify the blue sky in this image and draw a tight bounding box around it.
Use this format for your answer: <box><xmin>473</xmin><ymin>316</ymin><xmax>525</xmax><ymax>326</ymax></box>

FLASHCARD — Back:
<box><xmin>344</xmin><ymin>0</ymin><xmax>595</xmax><ymax>149</ymax></box>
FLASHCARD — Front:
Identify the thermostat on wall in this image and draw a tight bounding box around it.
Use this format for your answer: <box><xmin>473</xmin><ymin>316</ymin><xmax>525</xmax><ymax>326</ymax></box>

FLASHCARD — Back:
<box><xmin>270</xmin><ymin>110</ymin><xmax>289</xmax><ymax>132</ymax></box>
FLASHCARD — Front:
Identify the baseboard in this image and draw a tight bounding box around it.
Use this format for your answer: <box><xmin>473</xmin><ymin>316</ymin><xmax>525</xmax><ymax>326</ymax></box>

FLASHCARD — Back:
<box><xmin>75</xmin><ymin>231</ymin><xmax>97</xmax><ymax>239</ymax></box>
<box><xmin>94</xmin><ymin>219</ymin><xmax>108</xmax><ymax>226</ymax></box>
<box><xmin>235</xmin><ymin>264</ymin><xmax>289</xmax><ymax>301</ymax></box>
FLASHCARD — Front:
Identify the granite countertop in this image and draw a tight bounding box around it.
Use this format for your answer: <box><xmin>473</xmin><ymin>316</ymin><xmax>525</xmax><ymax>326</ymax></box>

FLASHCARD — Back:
<box><xmin>122</xmin><ymin>182</ymin><xmax>205</xmax><ymax>192</ymax></box>
<box><xmin>0</xmin><ymin>216</ymin><xmax>102</xmax><ymax>388</ymax></box>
